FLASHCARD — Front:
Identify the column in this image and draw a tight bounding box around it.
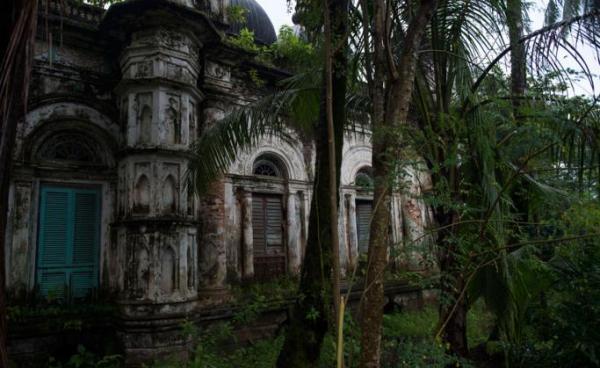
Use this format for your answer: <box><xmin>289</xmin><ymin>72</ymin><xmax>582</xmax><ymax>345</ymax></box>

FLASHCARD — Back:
<box><xmin>287</xmin><ymin>191</ymin><xmax>301</xmax><ymax>275</ymax></box>
<box><xmin>346</xmin><ymin>193</ymin><xmax>358</xmax><ymax>269</ymax></box>
<box><xmin>242</xmin><ymin>189</ymin><xmax>254</xmax><ymax>279</ymax></box>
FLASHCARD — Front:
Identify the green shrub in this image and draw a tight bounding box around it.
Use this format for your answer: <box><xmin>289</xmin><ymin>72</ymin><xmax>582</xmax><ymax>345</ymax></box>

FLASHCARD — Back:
<box><xmin>48</xmin><ymin>345</ymin><xmax>122</xmax><ymax>368</ymax></box>
<box><xmin>511</xmin><ymin>201</ymin><xmax>600</xmax><ymax>367</ymax></box>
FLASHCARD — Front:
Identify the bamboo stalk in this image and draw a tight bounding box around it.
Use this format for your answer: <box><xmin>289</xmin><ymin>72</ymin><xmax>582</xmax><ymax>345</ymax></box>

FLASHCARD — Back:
<box><xmin>336</xmin><ymin>295</ymin><xmax>346</xmax><ymax>368</ymax></box>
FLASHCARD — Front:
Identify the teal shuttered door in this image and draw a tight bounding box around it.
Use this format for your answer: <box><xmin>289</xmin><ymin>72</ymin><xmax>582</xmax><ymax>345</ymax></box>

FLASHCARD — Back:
<box><xmin>37</xmin><ymin>186</ymin><xmax>100</xmax><ymax>299</ymax></box>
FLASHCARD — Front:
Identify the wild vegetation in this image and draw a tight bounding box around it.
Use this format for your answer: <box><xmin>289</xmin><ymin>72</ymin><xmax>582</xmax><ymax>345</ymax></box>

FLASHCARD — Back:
<box><xmin>187</xmin><ymin>0</ymin><xmax>600</xmax><ymax>366</ymax></box>
<box><xmin>2</xmin><ymin>0</ymin><xmax>600</xmax><ymax>367</ymax></box>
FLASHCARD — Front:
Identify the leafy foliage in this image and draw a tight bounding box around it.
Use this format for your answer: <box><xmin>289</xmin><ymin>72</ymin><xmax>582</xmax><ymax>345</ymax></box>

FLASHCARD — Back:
<box><xmin>226</xmin><ymin>25</ymin><xmax>316</xmax><ymax>71</ymax></box>
<box><xmin>48</xmin><ymin>346</ymin><xmax>122</xmax><ymax>368</ymax></box>
<box><xmin>509</xmin><ymin>201</ymin><xmax>600</xmax><ymax>367</ymax></box>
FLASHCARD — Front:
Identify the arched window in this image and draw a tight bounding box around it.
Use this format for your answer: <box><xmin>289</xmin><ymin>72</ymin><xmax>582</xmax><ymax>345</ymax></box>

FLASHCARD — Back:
<box><xmin>36</xmin><ymin>132</ymin><xmax>105</xmax><ymax>165</ymax></box>
<box><xmin>253</xmin><ymin>154</ymin><xmax>287</xmax><ymax>179</ymax></box>
<box><xmin>355</xmin><ymin>167</ymin><xmax>374</xmax><ymax>189</ymax></box>
<box><xmin>354</xmin><ymin>166</ymin><xmax>374</xmax><ymax>253</ymax></box>
<box><xmin>250</xmin><ymin>153</ymin><xmax>287</xmax><ymax>279</ymax></box>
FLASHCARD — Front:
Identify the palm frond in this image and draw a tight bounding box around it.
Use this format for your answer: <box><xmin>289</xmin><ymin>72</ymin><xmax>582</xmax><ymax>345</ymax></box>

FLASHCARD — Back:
<box><xmin>187</xmin><ymin>70</ymin><xmax>321</xmax><ymax>194</ymax></box>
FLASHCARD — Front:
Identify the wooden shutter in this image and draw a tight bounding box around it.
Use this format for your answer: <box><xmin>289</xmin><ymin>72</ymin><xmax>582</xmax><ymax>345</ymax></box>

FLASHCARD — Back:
<box><xmin>37</xmin><ymin>189</ymin><xmax>69</xmax><ymax>298</ymax></box>
<box><xmin>71</xmin><ymin>191</ymin><xmax>99</xmax><ymax>298</ymax></box>
<box><xmin>252</xmin><ymin>193</ymin><xmax>285</xmax><ymax>279</ymax></box>
<box><xmin>265</xmin><ymin>196</ymin><xmax>283</xmax><ymax>247</ymax></box>
<box><xmin>73</xmin><ymin>192</ymin><xmax>98</xmax><ymax>265</ymax></box>
<box><xmin>37</xmin><ymin>186</ymin><xmax>100</xmax><ymax>299</ymax></box>
<box><xmin>252</xmin><ymin>196</ymin><xmax>266</xmax><ymax>252</ymax></box>
<box><xmin>356</xmin><ymin>200</ymin><xmax>373</xmax><ymax>253</ymax></box>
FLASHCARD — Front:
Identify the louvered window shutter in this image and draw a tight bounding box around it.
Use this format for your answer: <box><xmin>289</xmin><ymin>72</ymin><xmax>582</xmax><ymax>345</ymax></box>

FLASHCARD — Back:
<box><xmin>37</xmin><ymin>186</ymin><xmax>100</xmax><ymax>300</ymax></box>
<box><xmin>37</xmin><ymin>189</ymin><xmax>70</xmax><ymax>298</ymax></box>
<box><xmin>356</xmin><ymin>200</ymin><xmax>373</xmax><ymax>253</ymax></box>
<box><xmin>265</xmin><ymin>196</ymin><xmax>283</xmax><ymax>247</ymax></box>
<box><xmin>252</xmin><ymin>196</ymin><xmax>266</xmax><ymax>252</ymax></box>
<box><xmin>252</xmin><ymin>193</ymin><xmax>286</xmax><ymax>280</ymax></box>
<box><xmin>71</xmin><ymin>191</ymin><xmax>99</xmax><ymax>298</ymax></box>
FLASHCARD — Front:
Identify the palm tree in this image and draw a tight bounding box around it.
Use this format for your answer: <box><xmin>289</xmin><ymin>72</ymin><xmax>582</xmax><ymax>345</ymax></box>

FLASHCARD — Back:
<box><xmin>405</xmin><ymin>0</ymin><xmax>600</xmax><ymax>354</ymax></box>
<box><xmin>354</xmin><ymin>0</ymin><xmax>439</xmax><ymax>366</ymax></box>
<box><xmin>189</xmin><ymin>0</ymin><xmax>600</xmax><ymax>363</ymax></box>
<box><xmin>350</xmin><ymin>0</ymin><xmax>600</xmax><ymax>356</ymax></box>
<box><xmin>188</xmin><ymin>1</ymin><xmax>349</xmax><ymax>365</ymax></box>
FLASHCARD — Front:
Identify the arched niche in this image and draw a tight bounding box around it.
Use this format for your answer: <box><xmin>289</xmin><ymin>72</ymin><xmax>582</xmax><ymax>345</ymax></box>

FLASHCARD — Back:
<box><xmin>186</xmin><ymin>184</ymin><xmax>195</xmax><ymax>216</ymax></box>
<box><xmin>133</xmin><ymin>175</ymin><xmax>151</xmax><ymax>214</ymax></box>
<box><xmin>161</xmin><ymin>175</ymin><xmax>178</xmax><ymax>215</ymax></box>
<box><xmin>139</xmin><ymin>105</ymin><xmax>152</xmax><ymax>144</ymax></box>
<box><xmin>136</xmin><ymin>245</ymin><xmax>150</xmax><ymax>298</ymax></box>
<box><xmin>160</xmin><ymin>246</ymin><xmax>177</xmax><ymax>293</ymax></box>
<box><xmin>187</xmin><ymin>245</ymin><xmax>194</xmax><ymax>289</ymax></box>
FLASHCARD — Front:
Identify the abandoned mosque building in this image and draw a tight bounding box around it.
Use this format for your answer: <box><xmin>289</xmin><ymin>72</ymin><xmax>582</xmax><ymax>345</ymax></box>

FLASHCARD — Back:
<box><xmin>4</xmin><ymin>0</ymin><xmax>431</xmax><ymax>363</ymax></box>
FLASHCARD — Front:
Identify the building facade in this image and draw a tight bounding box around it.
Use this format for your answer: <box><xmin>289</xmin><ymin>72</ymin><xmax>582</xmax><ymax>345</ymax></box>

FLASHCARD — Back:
<box><xmin>4</xmin><ymin>0</ymin><xmax>432</xmax><ymax>363</ymax></box>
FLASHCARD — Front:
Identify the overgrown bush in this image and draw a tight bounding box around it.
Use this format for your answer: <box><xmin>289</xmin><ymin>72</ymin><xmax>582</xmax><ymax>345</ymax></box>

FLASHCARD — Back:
<box><xmin>510</xmin><ymin>201</ymin><xmax>600</xmax><ymax>367</ymax></box>
<box><xmin>48</xmin><ymin>345</ymin><xmax>122</xmax><ymax>368</ymax></box>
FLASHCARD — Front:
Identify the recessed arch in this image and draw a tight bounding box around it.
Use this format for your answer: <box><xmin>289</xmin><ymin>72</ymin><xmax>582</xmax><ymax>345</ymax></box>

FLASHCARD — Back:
<box><xmin>20</xmin><ymin>101</ymin><xmax>119</xmax><ymax>147</ymax></box>
<box><xmin>134</xmin><ymin>175</ymin><xmax>151</xmax><ymax>214</ymax></box>
<box><xmin>160</xmin><ymin>246</ymin><xmax>176</xmax><ymax>294</ymax></box>
<box><xmin>35</xmin><ymin>131</ymin><xmax>106</xmax><ymax>166</ymax></box>
<box><xmin>230</xmin><ymin>135</ymin><xmax>308</xmax><ymax>181</ymax></box>
<box><xmin>139</xmin><ymin>105</ymin><xmax>152</xmax><ymax>144</ymax></box>
<box><xmin>341</xmin><ymin>145</ymin><xmax>372</xmax><ymax>186</ymax></box>
<box><xmin>25</xmin><ymin>121</ymin><xmax>116</xmax><ymax>169</ymax></box>
<box><xmin>161</xmin><ymin>175</ymin><xmax>178</xmax><ymax>215</ymax></box>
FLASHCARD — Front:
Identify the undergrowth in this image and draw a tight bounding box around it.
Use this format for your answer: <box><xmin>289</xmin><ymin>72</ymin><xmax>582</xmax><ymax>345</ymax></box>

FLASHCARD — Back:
<box><xmin>47</xmin><ymin>288</ymin><xmax>494</xmax><ymax>367</ymax></box>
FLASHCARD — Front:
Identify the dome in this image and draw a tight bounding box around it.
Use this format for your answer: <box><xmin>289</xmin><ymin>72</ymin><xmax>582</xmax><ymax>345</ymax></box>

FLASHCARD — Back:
<box><xmin>228</xmin><ymin>0</ymin><xmax>277</xmax><ymax>45</ymax></box>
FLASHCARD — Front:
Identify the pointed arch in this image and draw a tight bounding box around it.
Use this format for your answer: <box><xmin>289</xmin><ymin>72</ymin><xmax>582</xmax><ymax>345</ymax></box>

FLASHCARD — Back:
<box><xmin>134</xmin><ymin>175</ymin><xmax>151</xmax><ymax>214</ymax></box>
<box><xmin>160</xmin><ymin>246</ymin><xmax>176</xmax><ymax>293</ymax></box>
<box><xmin>136</xmin><ymin>244</ymin><xmax>150</xmax><ymax>298</ymax></box>
<box><xmin>187</xmin><ymin>245</ymin><xmax>193</xmax><ymax>289</ymax></box>
<box><xmin>162</xmin><ymin>175</ymin><xmax>177</xmax><ymax>215</ymax></box>
<box><xmin>140</xmin><ymin>105</ymin><xmax>152</xmax><ymax>144</ymax></box>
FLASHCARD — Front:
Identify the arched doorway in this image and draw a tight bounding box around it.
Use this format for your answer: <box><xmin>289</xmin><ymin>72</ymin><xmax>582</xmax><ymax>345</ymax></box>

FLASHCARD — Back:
<box><xmin>31</xmin><ymin>128</ymin><xmax>114</xmax><ymax>300</ymax></box>
<box><xmin>251</xmin><ymin>154</ymin><xmax>288</xmax><ymax>280</ymax></box>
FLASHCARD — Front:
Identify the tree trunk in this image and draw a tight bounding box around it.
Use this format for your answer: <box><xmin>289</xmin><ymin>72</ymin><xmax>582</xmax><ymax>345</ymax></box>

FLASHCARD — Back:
<box><xmin>436</xmin><ymin>211</ymin><xmax>468</xmax><ymax>356</ymax></box>
<box><xmin>323</xmin><ymin>0</ymin><xmax>341</xmax><ymax>336</ymax></box>
<box><xmin>0</xmin><ymin>0</ymin><xmax>38</xmax><ymax>365</ymax></box>
<box><xmin>506</xmin><ymin>0</ymin><xmax>526</xmax><ymax>119</ymax></box>
<box><xmin>359</xmin><ymin>1</ymin><xmax>438</xmax><ymax>367</ymax></box>
<box><xmin>506</xmin><ymin>0</ymin><xmax>531</xmax><ymax>219</ymax></box>
<box><xmin>276</xmin><ymin>0</ymin><xmax>348</xmax><ymax>366</ymax></box>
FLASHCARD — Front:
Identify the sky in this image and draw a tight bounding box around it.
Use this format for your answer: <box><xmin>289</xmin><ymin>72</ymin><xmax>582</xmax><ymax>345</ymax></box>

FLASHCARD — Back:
<box><xmin>256</xmin><ymin>0</ymin><xmax>597</xmax><ymax>96</ymax></box>
<box><xmin>255</xmin><ymin>0</ymin><xmax>294</xmax><ymax>33</ymax></box>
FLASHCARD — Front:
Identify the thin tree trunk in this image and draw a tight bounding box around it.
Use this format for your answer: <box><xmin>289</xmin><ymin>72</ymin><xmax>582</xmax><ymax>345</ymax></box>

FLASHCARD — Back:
<box><xmin>359</xmin><ymin>1</ymin><xmax>438</xmax><ymax>366</ymax></box>
<box><xmin>435</xmin><ymin>210</ymin><xmax>468</xmax><ymax>356</ymax></box>
<box><xmin>276</xmin><ymin>0</ymin><xmax>348</xmax><ymax>366</ymax></box>
<box><xmin>323</xmin><ymin>0</ymin><xmax>342</xmax><ymax>351</ymax></box>
<box><xmin>506</xmin><ymin>0</ymin><xmax>531</xmax><ymax>220</ymax></box>
<box><xmin>506</xmin><ymin>0</ymin><xmax>526</xmax><ymax>120</ymax></box>
<box><xmin>0</xmin><ymin>0</ymin><xmax>38</xmax><ymax>365</ymax></box>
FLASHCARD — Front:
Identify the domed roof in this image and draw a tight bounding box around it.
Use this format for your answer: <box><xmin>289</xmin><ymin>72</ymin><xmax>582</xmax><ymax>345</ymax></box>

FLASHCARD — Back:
<box><xmin>229</xmin><ymin>0</ymin><xmax>277</xmax><ymax>45</ymax></box>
